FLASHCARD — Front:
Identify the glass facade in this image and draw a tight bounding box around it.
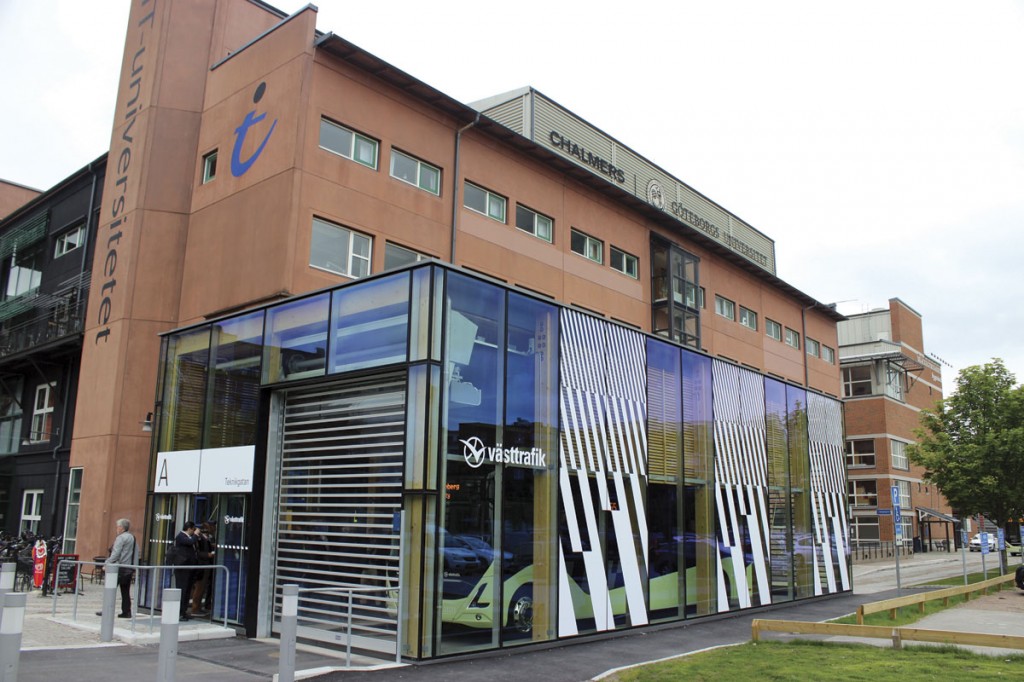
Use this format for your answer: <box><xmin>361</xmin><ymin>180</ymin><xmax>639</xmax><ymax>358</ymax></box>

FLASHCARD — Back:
<box><xmin>149</xmin><ymin>262</ymin><xmax>849</xmax><ymax>658</ymax></box>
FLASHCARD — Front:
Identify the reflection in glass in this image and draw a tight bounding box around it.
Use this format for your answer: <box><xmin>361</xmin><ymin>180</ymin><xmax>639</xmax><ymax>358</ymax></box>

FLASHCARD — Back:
<box><xmin>787</xmin><ymin>385</ymin><xmax>814</xmax><ymax>598</ymax></box>
<box><xmin>646</xmin><ymin>339</ymin><xmax>683</xmax><ymax>623</ymax></box>
<box><xmin>329</xmin><ymin>272</ymin><xmax>409</xmax><ymax>373</ymax></box>
<box><xmin>765</xmin><ymin>378</ymin><xmax>793</xmax><ymax>601</ymax></box>
<box><xmin>682</xmin><ymin>350</ymin><xmax>715</xmax><ymax>616</ymax></box>
<box><xmin>160</xmin><ymin>327</ymin><xmax>211</xmax><ymax>452</ymax></box>
<box><xmin>502</xmin><ymin>294</ymin><xmax>558</xmax><ymax>645</ymax></box>
<box><xmin>262</xmin><ymin>293</ymin><xmax>329</xmax><ymax>383</ymax></box>
<box><xmin>206</xmin><ymin>311</ymin><xmax>264</xmax><ymax>448</ymax></box>
<box><xmin>439</xmin><ymin>273</ymin><xmax>505</xmax><ymax>654</ymax></box>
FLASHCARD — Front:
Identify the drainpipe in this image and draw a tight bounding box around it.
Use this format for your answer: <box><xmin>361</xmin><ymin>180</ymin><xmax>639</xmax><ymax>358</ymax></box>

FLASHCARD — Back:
<box><xmin>49</xmin><ymin>357</ymin><xmax>73</xmax><ymax>537</ymax></box>
<box><xmin>78</xmin><ymin>162</ymin><xmax>100</xmax><ymax>317</ymax></box>
<box><xmin>449</xmin><ymin>113</ymin><xmax>481</xmax><ymax>263</ymax></box>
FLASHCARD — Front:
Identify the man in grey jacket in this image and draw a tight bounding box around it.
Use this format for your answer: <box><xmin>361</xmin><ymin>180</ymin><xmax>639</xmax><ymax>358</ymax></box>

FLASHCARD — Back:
<box><xmin>99</xmin><ymin>518</ymin><xmax>137</xmax><ymax>618</ymax></box>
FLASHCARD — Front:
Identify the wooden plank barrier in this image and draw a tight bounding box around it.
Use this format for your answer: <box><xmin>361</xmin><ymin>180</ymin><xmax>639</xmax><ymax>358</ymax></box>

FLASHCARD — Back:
<box><xmin>751</xmin><ymin>618</ymin><xmax>1024</xmax><ymax>652</ymax></box>
<box><xmin>856</xmin><ymin>573</ymin><xmax>1014</xmax><ymax>625</ymax></box>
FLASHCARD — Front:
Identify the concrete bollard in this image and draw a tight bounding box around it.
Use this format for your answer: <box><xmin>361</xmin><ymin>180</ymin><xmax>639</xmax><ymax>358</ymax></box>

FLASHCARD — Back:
<box><xmin>100</xmin><ymin>564</ymin><xmax>118</xmax><ymax>641</ymax></box>
<box><xmin>0</xmin><ymin>563</ymin><xmax>14</xmax><ymax>632</ymax></box>
<box><xmin>1</xmin><ymin>592</ymin><xmax>27</xmax><ymax>682</ymax></box>
<box><xmin>157</xmin><ymin>588</ymin><xmax>181</xmax><ymax>682</ymax></box>
<box><xmin>279</xmin><ymin>585</ymin><xmax>299</xmax><ymax>682</ymax></box>
<box><xmin>0</xmin><ymin>562</ymin><xmax>13</xmax><ymax>594</ymax></box>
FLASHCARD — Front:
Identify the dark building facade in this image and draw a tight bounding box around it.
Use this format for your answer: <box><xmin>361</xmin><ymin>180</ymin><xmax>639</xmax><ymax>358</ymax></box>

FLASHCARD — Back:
<box><xmin>0</xmin><ymin>156</ymin><xmax>104</xmax><ymax>550</ymax></box>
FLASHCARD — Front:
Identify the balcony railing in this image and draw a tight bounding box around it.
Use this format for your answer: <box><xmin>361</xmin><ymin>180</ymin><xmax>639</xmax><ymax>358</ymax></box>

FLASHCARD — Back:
<box><xmin>0</xmin><ymin>273</ymin><xmax>89</xmax><ymax>359</ymax></box>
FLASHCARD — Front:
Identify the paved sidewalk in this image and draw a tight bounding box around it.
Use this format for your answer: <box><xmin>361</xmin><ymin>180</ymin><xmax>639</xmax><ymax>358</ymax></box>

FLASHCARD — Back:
<box><xmin>9</xmin><ymin>550</ymin><xmax>1023</xmax><ymax>681</ymax></box>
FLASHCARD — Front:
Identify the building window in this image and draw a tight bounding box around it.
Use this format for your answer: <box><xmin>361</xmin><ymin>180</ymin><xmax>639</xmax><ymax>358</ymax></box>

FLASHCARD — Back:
<box><xmin>463</xmin><ymin>182</ymin><xmax>506</xmax><ymax>222</ymax></box>
<box><xmin>383</xmin><ymin>242</ymin><xmax>429</xmax><ymax>271</ymax></box>
<box><xmin>319</xmin><ymin>117</ymin><xmax>378</xmax><ymax>169</ymax></box>
<box><xmin>806</xmin><ymin>337</ymin><xmax>820</xmax><ymax>358</ymax></box>
<box><xmin>843</xmin><ymin>365</ymin><xmax>872</xmax><ymax>397</ymax></box>
<box><xmin>390</xmin><ymin>149</ymin><xmax>440</xmax><ymax>195</ymax></box>
<box><xmin>202</xmin><ymin>150</ymin><xmax>218</xmax><ymax>183</ymax></box>
<box><xmin>30</xmin><ymin>382</ymin><xmax>56</xmax><ymax>442</ymax></box>
<box><xmin>885</xmin><ymin>365</ymin><xmax>906</xmax><ymax>401</ymax></box>
<box><xmin>0</xmin><ymin>377</ymin><xmax>22</xmax><ymax>454</ymax></box>
<box><xmin>850</xmin><ymin>515</ymin><xmax>880</xmax><ymax>544</ymax></box>
<box><xmin>891</xmin><ymin>439</ymin><xmax>909</xmax><ymax>470</ymax></box>
<box><xmin>54</xmin><ymin>223</ymin><xmax>85</xmax><ymax>257</ymax></box>
<box><xmin>21</xmin><ymin>489</ymin><xmax>43</xmax><ymax>534</ymax></box>
<box><xmin>309</xmin><ymin>217</ymin><xmax>371</xmax><ymax>279</ymax></box>
<box><xmin>515</xmin><ymin>205</ymin><xmax>553</xmax><ymax>242</ymax></box>
<box><xmin>784</xmin><ymin>327</ymin><xmax>800</xmax><ymax>349</ymax></box>
<box><xmin>822</xmin><ymin>345</ymin><xmax>836</xmax><ymax>364</ymax></box>
<box><xmin>63</xmin><ymin>468</ymin><xmax>83</xmax><ymax>554</ymax></box>
<box><xmin>766</xmin><ymin>318</ymin><xmax>782</xmax><ymax>341</ymax></box>
<box><xmin>570</xmin><ymin>228</ymin><xmax>603</xmax><ymax>263</ymax></box>
<box><xmin>5</xmin><ymin>245</ymin><xmax>41</xmax><ymax>299</ymax></box>
<box><xmin>610</xmin><ymin>247</ymin><xmax>638</xmax><ymax>278</ymax></box>
<box><xmin>846</xmin><ymin>439</ymin><xmax>876</xmax><ymax>468</ymax></box>
<box><xmin>714</xmin><ymin>295</ymin><xmax>735</xmax><ymax>321</ymax></box>
<box><xmin>848</xmin><ymin>479</ymin><xmax>877</xmax><ymax>508</ymax></box>
<box><xmin>739</xmin><ymin>306</ymin><xmax>757</xmax><ymax>331</ymax></box>
<box><xmin>651</xmin><ymin>239</ymin><xmax>701</xmax><ymax>350</ymax></box>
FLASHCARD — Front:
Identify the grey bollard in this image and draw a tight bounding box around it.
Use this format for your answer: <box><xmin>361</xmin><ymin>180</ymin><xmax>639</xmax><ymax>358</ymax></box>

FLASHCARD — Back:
<box><xmin>157</xmin><ymin>588</ymin><xmax>181</xmax><ymax>682</ymax></box>
<box><xmin>0</xmin><ymin>563</ymin><xmax>14</xmax><ymax>632</ymax></box>
<box><xmin>1</xmin><ymin>592</ymin><xmax>27</xmax><ymax>682</ymax></box>
<box><xmin>100</xmin><ymin>564</ymin><xmax>118</xmax><ymax>641</ymax></box>
<box><xmin>279</xmin><ymin>585</ymin><xmax>299</xmax><ymax>682</ymax></box>
<box><xmin>0</xmin><ymin>563</ymin><xmax>13</xmax><ymax>594</ymax></box>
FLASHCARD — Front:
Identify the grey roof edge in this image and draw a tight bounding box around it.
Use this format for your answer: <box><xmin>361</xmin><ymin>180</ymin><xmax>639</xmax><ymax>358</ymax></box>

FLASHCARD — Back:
<box><xmin>0</xmin><ymin>154</ymin><xmax>108</xmax><ymax>231</ymax></box>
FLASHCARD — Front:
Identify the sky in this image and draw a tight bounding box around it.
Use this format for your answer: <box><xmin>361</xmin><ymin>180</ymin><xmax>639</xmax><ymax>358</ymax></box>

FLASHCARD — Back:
<box><xmin>1</xmin><ymin>0</ymin><xmax>1022</xmax><ymax>393</ymax></box>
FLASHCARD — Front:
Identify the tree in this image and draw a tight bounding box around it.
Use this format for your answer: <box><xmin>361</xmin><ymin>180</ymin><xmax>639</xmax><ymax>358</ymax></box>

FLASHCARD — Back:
<box><xmin>908</xmin><ymin>359</ymin><xmax>1024</xmax><ymax>571</ymax></box>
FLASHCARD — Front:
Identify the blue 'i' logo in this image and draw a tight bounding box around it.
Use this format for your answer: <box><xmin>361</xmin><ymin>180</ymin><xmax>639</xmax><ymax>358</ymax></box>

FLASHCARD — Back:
<box><xmin>230</xmin><ymin>81</ymin><xmax>277</xmax><ymax>177</ymax></box>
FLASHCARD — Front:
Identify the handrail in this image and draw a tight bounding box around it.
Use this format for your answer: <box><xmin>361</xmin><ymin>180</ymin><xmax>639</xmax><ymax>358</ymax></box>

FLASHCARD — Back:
<box><xmin>291</xmin><ymin>583</ymin><xmax>401</xmax><ymax>667</ymax></box>
<box><xmin>856</xmin><ymin>573</ymin><xmax>1014</xmax><ymax>624</ymax></box>
<box><xmin>51</xmin><ymin>558</ymin><xmax>232</xmax><ymax>633</ymax></box>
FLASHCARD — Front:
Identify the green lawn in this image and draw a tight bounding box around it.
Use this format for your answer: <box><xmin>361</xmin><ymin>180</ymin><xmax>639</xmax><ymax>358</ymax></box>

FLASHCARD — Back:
<box><xmin>604</xmin><ymin>641</ymin><xmax>1024</xmax><ymax>681</ymax></box>
<box><xmin>828</xmin><ymin>574</ymin><xmax>1015</xmax><ymax>628</ymax></box>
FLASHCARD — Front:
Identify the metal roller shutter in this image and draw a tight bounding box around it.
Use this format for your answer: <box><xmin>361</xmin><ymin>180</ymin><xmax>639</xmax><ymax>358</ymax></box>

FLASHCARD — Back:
<box><xmin>271</xmin><ymin>373</ymin><xmax>406</xmax><ymax>654</ymax></box>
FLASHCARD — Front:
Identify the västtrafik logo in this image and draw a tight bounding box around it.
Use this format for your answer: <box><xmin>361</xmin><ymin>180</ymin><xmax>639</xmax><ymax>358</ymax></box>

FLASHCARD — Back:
<box><xmin>460</xmin><ymin>437</ymin><xmax>548</xmax><ymax>469</ymax></box>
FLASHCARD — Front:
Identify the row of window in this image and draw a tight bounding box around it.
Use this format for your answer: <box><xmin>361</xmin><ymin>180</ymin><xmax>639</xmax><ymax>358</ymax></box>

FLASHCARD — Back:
<box><xmin>202</xmin><ymin>118</ymin><xmax>444</xmax><ymax>198</ymax></box>
<box><xmin>464</xmin><ymin>181</ymin><xmax>639</xmax><ymax>279</ymax></box>
<box><xmin>2</xmin><ymin>222</ymin><xmax>85</xmax><ymax>302</ymax></box>
<box><xmin>309</xmin><ymin>216</ymin><xmax>430</xmax><ymax>279</ymax></box>
<box><xmin>713</xmin><ymin>295</ymin><xmax>835</xmax><ymax>363</ymax></box>
<box><xmin>845</xmin><ymin>438</ymin><xmax>910</xmax><ymax>470</ymax></box>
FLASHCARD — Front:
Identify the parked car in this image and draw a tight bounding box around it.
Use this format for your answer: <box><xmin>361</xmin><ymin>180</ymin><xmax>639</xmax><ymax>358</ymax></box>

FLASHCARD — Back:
<box><xmin>968</xmin><ymin>533</ymin><xmax>997</xmax><ymax>552</ymax></box>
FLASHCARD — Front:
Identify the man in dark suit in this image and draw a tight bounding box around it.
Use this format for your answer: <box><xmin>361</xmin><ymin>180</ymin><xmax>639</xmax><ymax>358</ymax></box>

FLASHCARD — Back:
<box><xmin>172</xmin><ymin>521</ymin><xmax>198</xmax><ymax>620</ymax></box>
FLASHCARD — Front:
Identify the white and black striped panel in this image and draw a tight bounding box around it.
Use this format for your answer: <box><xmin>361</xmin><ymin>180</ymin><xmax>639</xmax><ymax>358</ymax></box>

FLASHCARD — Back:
<box><xmin>604</xmin><ymin>395</ymin><xmax>647</xmax><ymax>477</ymax></box>
<box><xmin>560</xmin><ymin>387</ymin><xmax>608</xmax><ymax>475</ymax></box>
<box><xmin>807</xmin><ymin>393</ymin><xmax>845</xmax><ymax>495</ymax></box>
<box><xmin>606</xmin><ymin>324</ymin><xmax>646</xmax><ymax>403</ymax></box>
<box><xmin>559</xmin><ymin>309</ymin><xmax>606</xmax><ymax>394</ymax></box>
<box><xmin>712</xmin><ymin>361</ymin><xmax>767</xmax><ymax>488</ymax></box>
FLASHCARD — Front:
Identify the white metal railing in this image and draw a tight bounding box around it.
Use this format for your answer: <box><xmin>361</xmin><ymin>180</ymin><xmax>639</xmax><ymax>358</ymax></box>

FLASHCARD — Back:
<box><xmin>51</xmin><ymin>558</ymin><xmax>231</xmax><ymax>632</ymax></box>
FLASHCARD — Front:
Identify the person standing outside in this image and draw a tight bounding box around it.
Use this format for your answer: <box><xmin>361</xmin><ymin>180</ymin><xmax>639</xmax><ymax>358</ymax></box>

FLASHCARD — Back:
<box><xmin>172</xmin><ymin>521</ymin><xmax>199</xmax><ymax>620</ymax></box>
<box><xmin>97</xmin><ymin>518</ymin><xmax>136</xmax><ymax>619</ymax></box>
<box><xmin>191</xmin><ymin>522</ymin><xmax>216</xmax><ymax>616</ymax></box>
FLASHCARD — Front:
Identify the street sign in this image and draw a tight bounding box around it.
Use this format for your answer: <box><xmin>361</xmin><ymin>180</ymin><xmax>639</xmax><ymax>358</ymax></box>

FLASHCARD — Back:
<box><xmin>998</xmin><ymin>528</ymin><xmax>1005</xmax><ymax>551</ymax></box>
<box><xmin>980</xmin><ymin>531</ymin><xmax>990</xmax><ymax>555</ymax></box>
<box><xmin>891</xmin><ymin>485</ymin><xmax>903</xmax><ymax>539</ymax></box>
<box><xmin>876</xmin><ymin>509</ymin><xmax>892</xmax><ymax>516</ymax></box>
